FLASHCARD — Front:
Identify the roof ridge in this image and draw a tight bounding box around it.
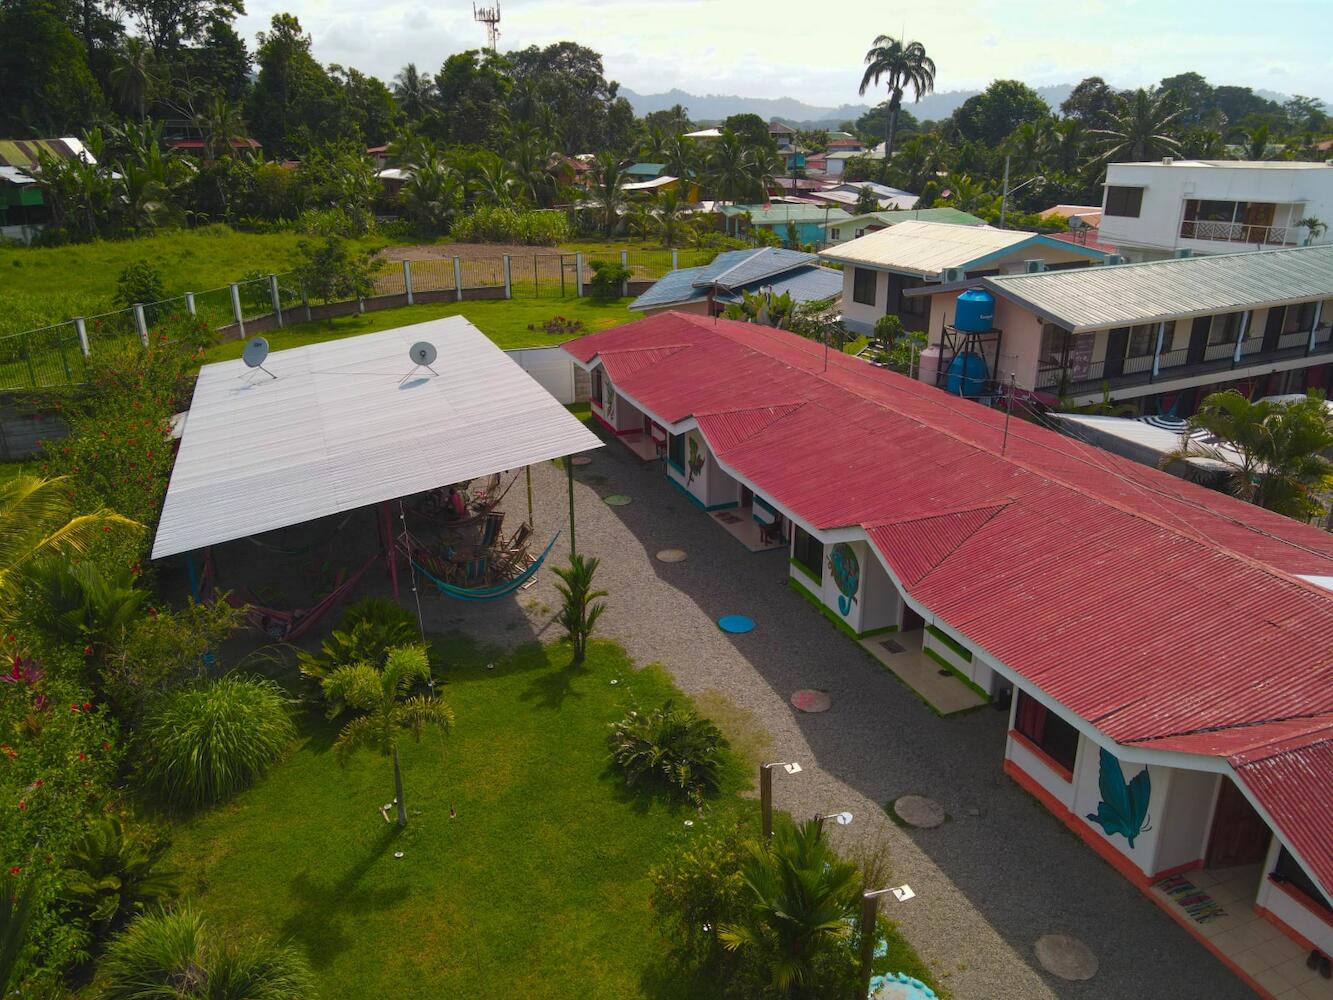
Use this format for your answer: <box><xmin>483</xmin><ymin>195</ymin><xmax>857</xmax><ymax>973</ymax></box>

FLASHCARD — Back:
<box><xmin>989</xmin><ymin>242</ymin><xmax>1333</xmax><ymax>284</ymax></box>
<box><xmin>864</xmin><ymin>500</ymin><xmax>1010</xmax><ymax>529</ymax></box>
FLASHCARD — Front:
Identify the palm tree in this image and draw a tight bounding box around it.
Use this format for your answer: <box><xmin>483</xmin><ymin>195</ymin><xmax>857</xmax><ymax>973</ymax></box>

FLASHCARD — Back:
<box><xmin>1238</xmin><ymin>124</ymin><xmax>1273</xmax><ymax>161</ymax></box>
<box><xmin>469</xmin><ymin>158</ymin><xmax>519</xmax><ymax>208</ymax></box>
<box><xmin>1298</xmin><ymin>216</ymin><xmax>1328</xmax><ymax>246</ymax></box>
<box><xmin>1092</xmin><ymin>88</ymin><xmax>1183</xmax><ymax>162</ymax></box>
<box><xmin>1163</xmin><ymin>391</ymin><xmax>1333</xmax><ymax>520</ymax></box>
<box><xmin>588</xmin><ymin>152</ymin><xmax>628</xmax><ymax>236</ymax></box>
<box><xmin>1003</xmin><ymin>118</ymin><xmax>1054</xmax><ymax>176</ymax></box>
<box><xmin>193</xmin><ymin>96</ymin><xmax>247</xmax><ymax>164</ymax></box>
<box><xmin>858</xmin><ymin>36</ymin><xmax>936</xmax><ymax>162</ymax></box>
<box><xmin>940</xmin><ymin>173</ymin><xmax>996</xmax><ymax>215</ymax></box>
<box><xmin>328</xmin><ymin>645</ymin><xmax>453</xmax><ymax>827</ymax></box>
<box><xmin>111</xmin><ymin>37</ymin><xmax>155</xmax><ymax>121</ymax></box>
<box><xmin>58</xmin><ymin>816</ymin><xmax>180</xmax><ymax>943</ymax></box>
<box><xmin>660</xmin><ymin>133</ymin><xmax>696</xmax><ymax>189</ymax></box>
<box><xmin>0</xmin><ymin>475</ymin><xmax>140</xmax><ymax>615</ymax></box>
<box><xmin>719</xmin><ymin>818</ymin><xmax>860</xmax><ymax>999</ymax></box>
<box><xmin>393</xmin><ymin>62</ymin><xmax>431</xmax><ymax>122</ymax></box>
<box><xmin>706</xmin><ymin>129</ymin><xmax>752</xmax><ymax>204</ymax></box>
<box><xmin>653</xmin><ymin>188</ymin><xmax>688</xmax><ymax>246</ymax></box>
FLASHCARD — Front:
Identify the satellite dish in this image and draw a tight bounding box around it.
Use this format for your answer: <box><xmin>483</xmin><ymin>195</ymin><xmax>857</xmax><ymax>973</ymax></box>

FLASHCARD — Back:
<box><xmin>409</xmin><ymin>341</ymin><xmax>438</xmax><ymax>366</ymax></box>
<box><xmin>242</xmin><ymin>337</ymin><xmax>270</xmax><ymax>367</ymax></box>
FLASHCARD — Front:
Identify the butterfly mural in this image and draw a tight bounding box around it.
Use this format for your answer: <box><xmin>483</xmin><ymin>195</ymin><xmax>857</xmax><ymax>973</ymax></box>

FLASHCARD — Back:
<box><xmin>1086</xmin><ymin>747</ymin><xmax>1152</xmax><ymax>848</ymax></box>
<box><xmin>827</xmin><ymin>543</ymin><xmax>860</xmax><ymax>616</ymax></box>
<box><xmin>686</xmin><ymin>435</ymin><xmax>705</xmax><ymax>485</ymax></box>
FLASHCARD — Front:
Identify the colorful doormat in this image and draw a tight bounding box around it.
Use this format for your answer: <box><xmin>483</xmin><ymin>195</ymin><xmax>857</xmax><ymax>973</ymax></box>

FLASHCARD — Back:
<box><xmin>1157</xmin><ymin>875</ymin><xmax>1229</xmax><ymax>923</ymax></box>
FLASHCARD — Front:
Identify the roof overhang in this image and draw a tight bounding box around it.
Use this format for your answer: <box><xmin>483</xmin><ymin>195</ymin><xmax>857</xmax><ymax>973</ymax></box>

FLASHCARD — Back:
<box><xmin>151</xmin><ymin>319</ymin><xmax>602</xmax><ymax>558</ymax></box>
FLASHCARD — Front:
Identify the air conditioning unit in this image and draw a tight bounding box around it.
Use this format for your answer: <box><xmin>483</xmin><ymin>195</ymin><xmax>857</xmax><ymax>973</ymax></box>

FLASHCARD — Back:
<box><xmin>939</xmin><ymin>267</ymin><xmax>966</xmax><ymax>283</ymax></box>
<box><xmin>1175</xmin><ymin>248</ymin><xmax>1193</xmax><ymax>259</ymax></box>
<box><xmin>1105</xmin><ymin>254</ymin><xmax>1127</xmax><ymax>266</ymax></box>
<box><xmin>1024</xmin><ymin>259</ymin><xmax>1046</xmax><ymax>273</ymax></box>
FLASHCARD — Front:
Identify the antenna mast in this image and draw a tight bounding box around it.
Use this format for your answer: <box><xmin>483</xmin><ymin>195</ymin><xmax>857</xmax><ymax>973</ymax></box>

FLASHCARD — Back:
<box><xmin>473</xmin><ymin>2</ymin><xmax>500</xmax><ymax>51</ymax></box>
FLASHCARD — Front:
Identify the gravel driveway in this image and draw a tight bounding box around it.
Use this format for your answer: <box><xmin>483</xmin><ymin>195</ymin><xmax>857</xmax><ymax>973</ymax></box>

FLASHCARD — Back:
<box><xmin>407</xmin><ymin>443</ymin><xmax>1256</xmax><ymax>1000</ymax></box>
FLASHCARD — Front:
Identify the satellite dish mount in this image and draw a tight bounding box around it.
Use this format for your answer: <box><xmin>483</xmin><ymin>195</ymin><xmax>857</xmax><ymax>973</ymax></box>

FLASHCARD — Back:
<box><xmin>241</xmin><ymin>337</ymin><xmax>275</xmax><ymax>380</ymax></box>
<box><xmin>401</xmin><ymin>341</ymin><xmax>440</xmax><ymax>384</ymax></box>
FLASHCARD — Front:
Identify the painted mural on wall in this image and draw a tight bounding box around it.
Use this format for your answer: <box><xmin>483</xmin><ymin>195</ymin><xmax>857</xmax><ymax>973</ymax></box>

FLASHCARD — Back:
<box><xmin>827</xmin><ymin>543</ymin><xmax>860</xmax><ymax>616</ymax></box>
<box><xmin>686</xmin><ymin>434</ymin><xmax>705</xmax><ymax>485</ymax></box>
<box><xmin>1086</xmin><ymin>747</ymin><xmax>1152</xmax><ymax>848</ymax></box>
<box><xmin>604</xmin><ymin>383</ymin><xmax>617</xmax><ymax>422</ymax></box>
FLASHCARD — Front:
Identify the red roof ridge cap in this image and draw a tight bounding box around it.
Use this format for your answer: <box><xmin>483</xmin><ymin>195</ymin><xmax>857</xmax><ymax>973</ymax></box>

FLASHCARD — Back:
<box><xmin>863</xmin><ymin>500</ymin><xmax>1012</xmax><ymax>530</ymax></box>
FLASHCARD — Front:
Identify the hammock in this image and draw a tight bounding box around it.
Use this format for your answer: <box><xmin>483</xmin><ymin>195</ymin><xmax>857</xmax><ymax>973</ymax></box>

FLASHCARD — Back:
<box><xmin>232</xmin><ymin>552</ymin><xmax>380</xmax><ymax>640</ymax></box>
<box><xmin>410</xmin><ymin>532</ymin><xmax>560</xmax><ymax>602</ymax></box>
<box><xmin>406</xmin><ymin>473</ymin><xmax>520</xmax><ymax>528</ymax></box>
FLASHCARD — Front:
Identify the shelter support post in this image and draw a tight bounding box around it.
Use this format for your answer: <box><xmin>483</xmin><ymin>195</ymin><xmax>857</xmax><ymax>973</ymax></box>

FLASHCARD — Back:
<box><xmin>567</xmin><ymin>457</ymin><xmax>576</xmax><ymax>555</ymax></box>
<box><xmin>380</xmin><ymin>502</ymin><xmax>399</xmax><ymax>599</ymax></box>
<box><xmin>526</xmin><ymin>464</ymin><xmax>534</xmax><ymax>525</ymax></box>
<box><xmin>186</xmin><ymin>551</ymin><xmax>201</xmax><ymax>603</ymax></box>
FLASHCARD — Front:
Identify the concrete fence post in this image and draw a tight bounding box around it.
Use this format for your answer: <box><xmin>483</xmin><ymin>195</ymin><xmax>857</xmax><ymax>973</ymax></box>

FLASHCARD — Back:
<box><xmin>269</xmin><ymin>275</ymin><xmax>284</xmax><ymax>328</ymax></box>
<box><xmin>453</xmin><ymin>256</ymin><xmax>464</xmax><ymax>302</ymax></box>
<box><xmin>74</xmin><ymin>317</ymin><xmax>90</xmax><ymax>357</ymax></box>
<box><xmin>502</xmin><ymin>255</ymin><xmax>512</xmax><ymax>299</ymax></box>
<box><xmin>301</xmin><ymin>285</ymin><xmax>311</xmax><ymax>323</ymax></box>
<box><xmin>671</xmin><ymin>248</ymin><xmax>679</xmax><ymax>271</ymax></box>
<box><xmin>403</xmin><ymin>259</ymin><xmax>414</xmax><ymax>305</ymax></box>
<box><xmin>620</xmin><ymin>249</ymin><xmax>629</xmax><ymax>297</ymax></box>
<box><xmin>133</xmin><ymin>304</ymin><xmax>149</xmax><ymax>346</ymax></box>
<box><xmin>575</xmin><ymin>252</ymin><xmax>585</xmax><ymax>297</ymax></box>
<box><xmin>229</xmin><ymin>282</ymin><xmax>245</xmax><ymax>338</ymax></box>
<box><xmin>185</xmin><ymin>292</ymin><xmax>196</xmax><ymax>316</ymax></box>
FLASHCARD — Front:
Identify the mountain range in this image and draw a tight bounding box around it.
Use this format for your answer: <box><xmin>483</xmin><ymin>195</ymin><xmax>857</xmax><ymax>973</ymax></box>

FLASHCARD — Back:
<box><xmin>619</xmin><ymin>84</ymin><xmax>1311</xmax><ymax>128</ymax></box>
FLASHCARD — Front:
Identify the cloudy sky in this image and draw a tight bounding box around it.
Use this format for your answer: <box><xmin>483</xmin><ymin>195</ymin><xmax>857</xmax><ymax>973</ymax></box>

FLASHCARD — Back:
<box><xmin>233</xmin><ymin>0</ymin><xmax>1333</xmax><ymax>108</ymax></box>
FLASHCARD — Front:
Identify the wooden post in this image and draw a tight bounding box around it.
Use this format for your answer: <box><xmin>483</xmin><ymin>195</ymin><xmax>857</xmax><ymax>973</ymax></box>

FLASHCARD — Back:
<box><xmin>525</xmin><ymin>464</ymin><xmax>534</xmax><ymax>526</ymax></box>
<box><xmin>403</xmin><ymin>259</ymin><xmax>414</xmax><ymax>305</ymax></box>
<box><xmin>857</xmin><ymin>892</ymin><xmax>878</xmax><ymax>999</ymax></box>
<box><xmin>760</xmin><ymin>763</ymin><xmax>773</xmax><ymax>839</ymax></box>
<box><xmin>566</xmin><ymin>457</ymin><xmax>576</xmax><ymax>555</ymax></box>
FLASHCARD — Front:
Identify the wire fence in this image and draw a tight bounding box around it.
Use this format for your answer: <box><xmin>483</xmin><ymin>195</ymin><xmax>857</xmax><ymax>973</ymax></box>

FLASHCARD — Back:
<box><xmin>0</xmin><ymin>246</ymin><xmax>717</xmax><ymax>391</ymax></box>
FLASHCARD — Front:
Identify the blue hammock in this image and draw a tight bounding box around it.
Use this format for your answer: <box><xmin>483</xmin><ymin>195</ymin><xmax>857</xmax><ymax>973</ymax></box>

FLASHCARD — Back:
<box><xmin>411</xmin><ymin>531</ymin><xmax>561</xmax><ymax>601</ymax></box>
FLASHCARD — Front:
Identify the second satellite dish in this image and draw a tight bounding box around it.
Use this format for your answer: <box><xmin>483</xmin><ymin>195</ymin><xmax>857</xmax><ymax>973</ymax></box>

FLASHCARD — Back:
<box><xmin>242</xmin><ymin>337</ymin><xmax>270</xmax><ymax>367</ymax></box>
<box><xmin>409</xmin><ymin>341</ymin><xmax>438</xmax><ymax>366</ymax></box>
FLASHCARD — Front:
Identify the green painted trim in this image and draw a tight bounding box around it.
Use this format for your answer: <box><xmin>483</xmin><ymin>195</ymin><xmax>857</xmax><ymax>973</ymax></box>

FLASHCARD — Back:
<box><xmin>787</xmin><ymin>576</ymin><xmax>862</xmax><ymax>641</ymax></box>
<box><xmin>667</xmin><ymin>475</ymin><xmax>737</xmax><ymax>512</ymax></box>
<box><xmin>666</xmin><ymin>458</ymin><xmax>685</xmax><ymax>474</ymax></box>
<box><xmin>788</xmin><ymin>557</ymin><xmax>822</xmax><ymax>586</ymax></box>
<box><xmin>926</xmin><ymin>623</ymin><xmax>973</xmax><ymax>662</ymax></box>
<box><xmin>860</xmin><ymin>624</ymin><xmax>898</xmax><ymax>638</ymax></box>
<box><xmin>923</xmin><ymin>646</ymin><xmax>989</xmax><ymax>701</ymax></box>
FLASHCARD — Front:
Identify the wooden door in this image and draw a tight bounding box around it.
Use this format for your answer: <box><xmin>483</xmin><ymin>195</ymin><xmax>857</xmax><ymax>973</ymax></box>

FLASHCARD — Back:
<box><xmin>1104</xmin><ymin>327</ymin><xmax>1129</xmax><ymax>378</ymax></box>
<box><xmin>1262</xmin><ymin>307</ymin><xmax>1284</xmax><ymax>353</ymax></box>
<box><xmin>1186</xmin><ymin>316</ymin><xmax>1211</xmax><ymax>365</ymax></box>
<box><xmin>1206</xmin><ymin>779</ymin><xmax>1270</xmax><ymax>869</ymax></box>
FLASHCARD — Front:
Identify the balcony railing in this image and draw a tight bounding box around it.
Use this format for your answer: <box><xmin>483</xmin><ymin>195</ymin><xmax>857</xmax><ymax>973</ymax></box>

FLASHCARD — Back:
<box><xmin>1034</xmin><ymin>332</ymin><xmax>1333</xmax><ymax>393</ymax></box>
<box><xmin>1179</xmin><ymin>219</ymin><xmax>1295</xmax><ymax>246</ymax></box>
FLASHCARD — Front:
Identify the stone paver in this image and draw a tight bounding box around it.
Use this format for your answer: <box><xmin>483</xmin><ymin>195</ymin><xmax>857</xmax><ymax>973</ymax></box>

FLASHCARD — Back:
<box><xmin>400</xmin><ymin>444</ymin><xmax>1257</xmax><ymax>1000</ymax></box>
<box><xmin>1034</xmin><ymin>934</ymin><xmax>1099</xmax><ymax>981</ymax></box>
<box><xmin>895</xmin><ymin>795</ymin><xmax>947</xmax><ymax>830</ymax></box>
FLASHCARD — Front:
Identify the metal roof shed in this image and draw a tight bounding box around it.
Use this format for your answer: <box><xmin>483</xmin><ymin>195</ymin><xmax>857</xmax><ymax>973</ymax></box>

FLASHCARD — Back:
<box><xmin>152</xmin><ymin>318</ymin><xmax>602</xmax><ymax>559</ymax></box>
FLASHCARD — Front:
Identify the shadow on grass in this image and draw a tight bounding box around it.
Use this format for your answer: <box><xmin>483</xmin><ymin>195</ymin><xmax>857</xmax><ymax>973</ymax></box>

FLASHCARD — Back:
<box><xmin>281</xmin><ymin>822</ymin><xmax>409</xmax><ymax>968</ymax></box>
<box><xmin>517</xmin><ymin>649</ymin><xmax>589</xmax><ymax>711</ymax></box>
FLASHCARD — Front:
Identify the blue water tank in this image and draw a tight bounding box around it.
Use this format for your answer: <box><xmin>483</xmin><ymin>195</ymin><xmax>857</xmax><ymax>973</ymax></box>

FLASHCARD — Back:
<box><xmin>953</xmin><ymin>289</ymin><xmax>995</xmax><ymax>332</ymax></box>
<box><xmin>945</xmin><ymin>351</ymin><xmax>989</xmax><ymax>397</ymax></box>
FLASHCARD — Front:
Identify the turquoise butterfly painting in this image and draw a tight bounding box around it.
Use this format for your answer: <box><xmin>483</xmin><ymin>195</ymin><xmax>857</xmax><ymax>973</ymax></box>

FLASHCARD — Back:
<box><xmin>1086</xmin><ymin>748</ymin><xmax>1152</xmax><ymax>848</ymax></box>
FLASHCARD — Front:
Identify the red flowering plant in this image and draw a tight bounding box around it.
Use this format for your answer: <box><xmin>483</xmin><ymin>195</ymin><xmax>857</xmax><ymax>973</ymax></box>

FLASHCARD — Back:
<box><xmin>0</xmin><ymin>639</ymin><xmax>120</xmax><ymax>977</ymax></box>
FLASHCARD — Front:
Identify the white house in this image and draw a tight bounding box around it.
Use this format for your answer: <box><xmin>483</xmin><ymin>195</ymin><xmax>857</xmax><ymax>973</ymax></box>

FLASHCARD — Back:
<box><xmin>1098</xmin><ymin>159</ymin><xmax>1333</xmax><ymax>262</ymax></box>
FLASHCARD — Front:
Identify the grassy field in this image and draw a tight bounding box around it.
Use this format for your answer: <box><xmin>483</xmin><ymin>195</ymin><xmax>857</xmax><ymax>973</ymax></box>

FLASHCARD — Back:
<box><xmin>199</xmin><ymin>296</ymin><xmax>641</xmax><ymax>364</ymax></box>
<box><xmin>0</xmin><ymin>226</ymin><xmax>387</xmax><ymax>337</ymax></box>
<box><xmin>165</xmin><ymin>639</ymin><xmax>752</xmax><ymax>1000</ymax></box>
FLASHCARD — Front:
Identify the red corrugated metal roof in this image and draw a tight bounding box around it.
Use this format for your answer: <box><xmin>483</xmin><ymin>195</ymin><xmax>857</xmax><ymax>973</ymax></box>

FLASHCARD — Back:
<box><xmin>1230</xmin><ymin>723</ymin><xmax>1333</xmax><ymax>899</ymax></box>
<box><xmin>566</xmin><ymin>310</ymin><xmax>1333</xmax><ymax>894</ymax></box>
<box><xmin>598</xmin><ymin>346</ymin><xmax>687</xmax><ymax>381</ymax></box>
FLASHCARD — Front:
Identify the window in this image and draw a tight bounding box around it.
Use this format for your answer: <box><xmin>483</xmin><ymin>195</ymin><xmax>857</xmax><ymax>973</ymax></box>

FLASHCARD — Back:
<box><xmin>591</xmin><ymin>368</ymin><xmax>604</xmax><ymax>408</ymax></box>
<box><xmin>852</xmin><ymin>267</ymin><xmax>877</xmax><ymax>306</ymax></box>
<box><xmin>898</xmin><ymin>275</ymin><xmax>928</xmax><ymax>318</ymax></box>
<box><xmin>829</xmin><ymin>228</ymin><xmax>841</xmax><ymax>241</ymax></box>
<box><xmin>1013</xmin><ymin>692</ymin><xmax>1079</xmax><ymax>776</ymax></box>
<box><xmin>1273</xmin><ymin>847</ymin><xmax>1333</xmax><ymax>915</ymax></box>
<box><xmin>1283</xmin><ymin>301</ymin><xmax>1316</xmax><ymax>334</ymax></box>
<box><xmin>1209</xmin><ymin>312</ymin><xmax>1243</xmax><ymax>345</ymax></box>
<box><xmin>1104</xmin><ymin>186</ymin><xmax>1144</xmax><ymax>218</ymax></box>
<box><xmin>667</xmin><ymin>432</ymin><xmax>684</xmax><ymax>471</ymax></box>
<box><xmin>791</xmin><ymin>525</ymin><xmax>824</xmax><ymax>582</ymax></box>
<box><xmin>1126</xmin><ymin>324</ymin><xmax>1156</xmax><ymax>358</ymax></box>
<box><xmin>1039</xmin><ymin>323</ymin><xmax>1070</xmax><ymax>366</ymax></box>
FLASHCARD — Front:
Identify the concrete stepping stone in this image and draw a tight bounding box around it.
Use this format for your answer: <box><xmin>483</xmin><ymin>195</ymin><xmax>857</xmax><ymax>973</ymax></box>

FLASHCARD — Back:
<box><xmin>571</xmin><ymin>455</ymin><xmax>593</xmax><ymax>466</ymax></box>
<box><xmin>1034</xmin><ymin>934</ymin><xmax>1098</xmax><ymax>981</ymax></box>
<box><xmin>603</xmin><ymin>494</ymin><xmax>632</xmax><ymax>506</ymax></box>
<box><xmin>718</xmin><ymin>614</ymin><xmax>754</xmax><ymax>634</ymax></box>
<box><xmin>893</xmin><ymin>794</ymin><xmax>946</xmax><ymax>829</ymax></box>
<box><xmin>656</xmin><ymin>549</ymin><xmax>687</xmax><ymax>562</ymax></box>
<box><xmin>791</xmin><ymin>689</ymin><xmax>831</xmax><ymax>712</ymax></box>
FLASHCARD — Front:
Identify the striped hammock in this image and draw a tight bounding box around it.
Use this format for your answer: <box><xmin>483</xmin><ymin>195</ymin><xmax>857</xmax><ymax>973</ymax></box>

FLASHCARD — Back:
<box><xmin>411</xmin><ymin>532</ymin><xmax>561</xmax><ymax>602</ymax></box>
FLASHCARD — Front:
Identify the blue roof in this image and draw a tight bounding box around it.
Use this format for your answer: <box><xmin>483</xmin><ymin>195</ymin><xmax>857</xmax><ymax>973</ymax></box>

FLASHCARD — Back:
<box><xmin>625</xmin><ymin>162</ymin><xmax>666</xmax><ymax>177</ymax></box>
<box><xmin>631</xmin><ymin>248</ymin><xmax>842</xmax><ymax>310</ymax></box>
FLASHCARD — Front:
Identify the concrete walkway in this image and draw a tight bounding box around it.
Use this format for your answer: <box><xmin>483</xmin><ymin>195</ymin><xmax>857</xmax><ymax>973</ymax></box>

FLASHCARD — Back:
<box><xmin>407</xmin><ymin>444</ymin><xmax>1257</xmax><ymax>1000</ymax></box>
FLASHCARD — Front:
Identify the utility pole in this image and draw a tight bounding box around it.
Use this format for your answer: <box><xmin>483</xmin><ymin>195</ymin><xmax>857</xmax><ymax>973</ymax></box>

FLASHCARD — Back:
<box><xmin>1001</xmin><ymin>373</ymin><xmax>1016</xmax><ymax>455</ymax></box>
<box><xmin>999</xmin><ymin>154</ymin><xmax>1011</xmax><ymax>229</ymax></box>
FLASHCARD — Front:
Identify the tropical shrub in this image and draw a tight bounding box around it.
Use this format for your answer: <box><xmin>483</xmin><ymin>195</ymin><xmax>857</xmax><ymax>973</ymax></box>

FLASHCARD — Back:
<box><xmin>99</xmin><ymin>598</ymin><xmax>242</xmax><ymax>723</ymax></box>
<box><xmin>98</xmin><ymin>906</ymin><xmax>315</xmax><ymax>1000</ymax></box>
<box><xmin>296</xmin><ymin>597</ymin><xmax>419</xmax><ymax>692</ymax></box>
<box><xmin>293</xmin><ymin>236</ymin><xmax>379</xmax><ymax>305</ymax></box>
<box><xmin>113</xmin><ymin>261</ymin><xmax>165</xmax><ymax>308</ymax></box>
<box><xmin>526</xmin><ymin>316</ymin><xmax>585</xmax><ymax>336</ymax></box>
<box><xmin>138</xmin><ymin>675</ymin><xmax>296</xmax><ymax>809</ymax></box>
<box><xmin>553</xmin><ymin>553</ymin><xmax>607</xmax><ymax>663</ymax></box>
<box><xmin>0</xmin><ymin>870</ymin><xmax>35</xmax><ymax>995</ymax></box>
<box><xmin>58</xmin><ymin>815</ymin><xmax>180</xmax><ymax>945</ymax></box>
<box><xmin>0</xmin><ymin>644</ymin><xmax>121</xmax><ymax>980</ymax></box>
<box><xmin>587</xmin><ymin>259</ymin><xmax>631</xmax><ymax>301</ymax></box>
<box><xmin>449</xmin><ymin>205</ymin><xmax>571</xmax><ymax>245</ymax></box>
<box><xmin>649</xmin><ymin>824</ymin><xmax>751</xmax><ymax>976</ymax></box>
<box><xmin>20</xmin><ymin>555</ymin><xmax>147</xmax><ymax>661</ymax></box>
<box><xmin>608</xmin><ymin>700</ymin><xmax>727</xmax><ymax>804</ymax></box>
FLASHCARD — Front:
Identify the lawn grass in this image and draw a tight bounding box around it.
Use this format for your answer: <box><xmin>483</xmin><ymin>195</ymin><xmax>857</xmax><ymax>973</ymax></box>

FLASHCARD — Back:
<box><xmin>0</xmin><ymin>226</ymin><xmax>386</xmax><ymax>336</ymax></box>
<box><xmin>198</xmin><ymin>296</ymin><xmax>641</xmax><ymax>363</ymax></box>
<box><xmin>163</xmin><ymin>638</ymin><xmax>753</xmax><ymax>1000</ymax></box>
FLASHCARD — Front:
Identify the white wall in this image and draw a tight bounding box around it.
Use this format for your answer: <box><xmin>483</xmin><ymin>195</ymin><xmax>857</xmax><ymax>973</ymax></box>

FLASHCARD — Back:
<box><xmin>1099</xmin><ymin>161</ymin><xmax>1333</xmax><ymax>258</ymax></box>
<box><xmin>666</xmin><ymin>428</ymin><xmax>737</xmax><ymax>509</ymax></box>
<box><xmin>507</xmin><ymin>347</ymin><xmax>577</xmax><ymax>404</ymax></box>
<box><xmin>923</xmin><ymin>626</ymin><xmax>998</xmax><ymax>694</ymax></box>
<box><xmin>1255</xmin><ymin>837</ymin><xmax>1333</xmax><ymax>954</ymax></box>
<box><xmin>840</xmin><ymin>267</ymin><xmax>887</xmax><ymax>334</ymax></box>
<box><xmin>860</xmin><ymin>552</ymin><xmax>902</xmax><ymax>632</ymax></box>
<box><xmin>1005</xmin><ymin>696</ymin><xmax>1082</xmax><ymax>811</ymax></box>
<box><xmin>1153</xmin><ymin>769</ymin><xmax>1221</xmax><ymax>874</ymax></box>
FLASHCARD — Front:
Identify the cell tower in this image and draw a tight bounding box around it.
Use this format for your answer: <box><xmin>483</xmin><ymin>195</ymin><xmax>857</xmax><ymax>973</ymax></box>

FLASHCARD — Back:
<box><xmin>473</xmin><ymin>2</ymin><xmax>500</xmax><ymax>51</ymax></box>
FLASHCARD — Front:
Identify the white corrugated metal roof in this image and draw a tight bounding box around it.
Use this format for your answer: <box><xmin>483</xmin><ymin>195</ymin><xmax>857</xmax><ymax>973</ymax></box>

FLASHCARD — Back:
<box><xmin>819</xmin><ymin>220</ymin><xmax>1049</xmax><ymax>275</ymax></box>
<box><xmin>985</xmin><ymin>245</ymin><xmax>1333</xmax><ymax>333</ymax></box>
<box><xmin>152</xmin><ymin>318</ymin><xmax>602</xmax><ymax>558</ymax></box>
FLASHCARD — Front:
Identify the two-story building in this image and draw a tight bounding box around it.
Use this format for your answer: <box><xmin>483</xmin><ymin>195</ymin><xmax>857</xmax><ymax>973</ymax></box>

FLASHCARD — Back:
<box><xmin>822</xmin><ymin>220</ymin><xmax>1109</xmax><ymax>335</ymax></box>
<box><xmin>909</xmin><ymin>245</ymin><xmax>1333</xmax><ymax>413</ymax></box>
<box><xmin>1099</xmin><ymin>159</ymin><xmax>1333</xmax><ymax>262</ymax></box>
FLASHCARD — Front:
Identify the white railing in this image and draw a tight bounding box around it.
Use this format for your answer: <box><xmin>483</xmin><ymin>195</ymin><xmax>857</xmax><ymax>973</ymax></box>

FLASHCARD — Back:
<box><xmin>1179</xmin><ymin>219</ymin><xmax>1294</xmax><ymax>246</ymax></box>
